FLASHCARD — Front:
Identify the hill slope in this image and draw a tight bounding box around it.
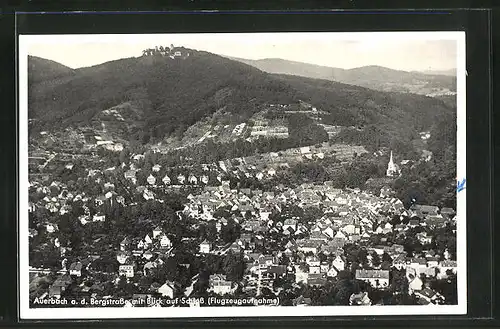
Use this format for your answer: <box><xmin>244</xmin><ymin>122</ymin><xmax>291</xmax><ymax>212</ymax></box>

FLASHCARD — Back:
<box><xmin>28</xmin><ymin>50</ymin><xmax>455</xmax><ymax>149</ymax></box>
<box><xmin>230</xmin><ymin>57</ymin><xmax>456</xmax><ymax>96</ymax></box>
<box><xmin>28</xmin><ymin>56</ymin><xmax>76</xmax><ymax>85</ymax></box>
<box><xmin>29</xmin><ymin>50</ymin><xmax>298</xmax><ymax>140</ymax></box>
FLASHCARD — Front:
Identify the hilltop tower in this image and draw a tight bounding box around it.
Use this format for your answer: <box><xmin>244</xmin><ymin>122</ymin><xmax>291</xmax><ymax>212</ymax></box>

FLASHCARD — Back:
<box><xmin>386</xmin><ymin>151</ymin><xmax>401</xmax><ymax>177</ymax></box>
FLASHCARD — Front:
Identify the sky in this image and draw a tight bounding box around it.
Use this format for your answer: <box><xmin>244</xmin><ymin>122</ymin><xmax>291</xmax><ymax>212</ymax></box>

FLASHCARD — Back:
<box><xmin>22</xmin><ymin>32</ymin><xmax>462</xmax><ymax>72</ymax></box>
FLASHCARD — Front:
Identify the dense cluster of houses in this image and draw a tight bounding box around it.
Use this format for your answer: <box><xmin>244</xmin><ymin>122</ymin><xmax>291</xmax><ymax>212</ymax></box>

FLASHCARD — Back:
<box><xmin>180</xmin><ymin>178</ymin><xmax>457</xmax><ymax>305</ymax></box>
<box><xmin>28</xmin><ymin>114</ymin><xmax>457</xmax><ymax>307</ymax></box>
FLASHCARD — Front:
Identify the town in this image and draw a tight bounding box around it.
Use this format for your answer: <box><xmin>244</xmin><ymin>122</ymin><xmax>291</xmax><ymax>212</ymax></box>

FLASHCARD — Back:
<box><xmin>27</xmin><ymin>101</ymin><xmax>457</xmax><ymax>309</ymax></box>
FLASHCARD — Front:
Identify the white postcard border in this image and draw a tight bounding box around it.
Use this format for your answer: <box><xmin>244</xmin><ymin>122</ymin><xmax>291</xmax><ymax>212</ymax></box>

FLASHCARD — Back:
<box><xmin>18</xmin><ymin>31</ymin><xmax>467</xmax><ymax>319</ymax></box>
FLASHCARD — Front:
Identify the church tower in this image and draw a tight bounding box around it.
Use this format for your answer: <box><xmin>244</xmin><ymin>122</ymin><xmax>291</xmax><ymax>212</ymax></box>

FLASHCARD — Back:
<box><xmin>386</xmin><ymin>151</ymin><xmax>401</xmax><ymax>177</ymax></box>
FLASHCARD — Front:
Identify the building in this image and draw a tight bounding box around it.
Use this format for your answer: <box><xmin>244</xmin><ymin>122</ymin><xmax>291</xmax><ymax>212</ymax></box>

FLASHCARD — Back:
<box><xmin>158</xmin><ymin>281</ymin><xmax>177</xmax><ymax>298</ymax></box>
<box><xmin>119</xmin><ymin>263</ymin><xmax>136</xmax><ymax>278</ymax></box>
<box><xmin>188</xmin><ymin>174</ymin><xmax>198</xmax><ymax>184</ymax></box>
<box><xmin>349</xmin><ymin>292</ymin><xmax>372</xmax><ymax>306</ymax></box>
<box><xmin>283</xmin><ymin>218</ymin><xmax>298</xmax><ymax>232</ymax></box>
<box><xmin>208</xmin><ymin>274</ymin><xmax>233</xmax><ymax>295</ymax></box>
<box><xmin>439</xmin><ymin>260</ymin><xmax>457</xmax><ymax>276</ymax></box>
<box><xmin>386</xmin><ymin>151</ymin><xmax>401</xmax><ymax>177</ymax></box>
<box><xmin>440</xmin><ymin>207</ymin><xmax>456</xmax><ymax>219</ymax></box>
<box><xmin>199</xmin><ymin>240</ymin><xmax>212</xmax><ymax>254</ymax></box>
<box><xmin>332</xmin><ymin>255</ymin><xmax>346</xmax><ymax>271</ymax></box>
<box><xmin>49</xmin><ymin>274</ymin><xmax>72</xmax><ymax>299</ymax></box>
<box><xmin>355</xmin><ymin>269</ymin><xmax>390</xmax><ymax>288</ymax></box>
<box><xmin>143</xmin><ymin>261</ymin><xmax>156</xmax><ymax>276</ymax></box>
<box><xmin>160</xmin><ymin>235</ymin><xmax>172</xmax><ymax>248</ymax></box>
<box><xmin>116</xmin><ymin>251</ymin><xmax>130</xmax><ymax>264</ymax></box>
<box><xmin>147</xmin><ymin>174</ymin><xmax>156</xmax><ymax>185</ymax></box>
<box><xmin>258</xmin><ymin>255</ymin><xmax>278</xmax><ymax>273</ymax></box>
<box><xmin>120</xmin><ymin>237</ymin><xmax>131</xmax><ymax>251</ymax></box>
<box><xmin>415</xmin><ymin>288</ymin><xmax>444</xmax><ymax>305</ymax></box>
<box><xmin>293</xmin><ymin>295</ymin><xmax>312</xmax><ymax>306</ymax></box>
<box><xmin>411</xmin><ymin>204</ymin><xmax>440</xmax><ymax>217</ymax></box>
<box><xmin>152</xmin><ymin>226</ymin><xmax>162</xmax><ymax>239</ymax></box>
<box><xmin>162</xmin><ymin>174</ymin><xmax>171</xmax><ymax>185</ymax></box>
<box><xmin>408</xmin><ymin>275</ymin><xmax>424</xmax><ymax>293</ymax></box>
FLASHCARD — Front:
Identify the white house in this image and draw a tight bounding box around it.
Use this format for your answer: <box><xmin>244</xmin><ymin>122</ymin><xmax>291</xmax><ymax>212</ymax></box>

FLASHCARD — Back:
<box><xmin>153</xmin><ymin>227</ymin><xmax>162</xmax><ymax>239</ymax></box>
<box><xmin>147</xmin><ymin>174</ymin><xmax>156</xmax><ymax>185</ymax></box>
<box><xmin>408</xmin><ymin>275</ymin><xmax>423</xmax><ymax>293</ymax></box>
<box><xmin>143</xmin><ymin>250</ymin><xmax>154</xmax><ymax>260</ymax></box>
<box><xmin>322</xmin><ymin>226</ymin><xmax>335</xmax><ymax>239</ymax></box>
<box><xmin>327</xmin><ymin>267</ymin><xmax>338</xmax><ymax>278</ymax></box>
<box><xmin>334</xmin><ymin>230</ymin><xmax>346</xmax><ymax>240</ymax></box>
<box><xmin>119</xmin><ymin>264</ymin><xmax>136</xmax><ymax>278</ymax></box>
<box><xmin>116</xmin><ymin>252</ymin><xmax>129</xmax><ymax>264</ymax></box>
<box><xmin>162</xmin><ymin>174</ymin><xmax>171</xmax><ymax>185</ymax></box>
<box><xmin>160</xmin><ymin>235</ymin><xmax>172</xmax><ymax>248</ymax></box>
<box><xmin>342</xmin><ymin>224</ymin><xmax>358</xmax><ymax>235</ymax></box>
<box><xmin>199</xmin><ymin>240</ymin><xmax>212</xmax><ymax>254</ymax></box>
<box><xmin>208</xmin><ymin>274</ymin><xmax>233</xmax><ymax>295</ymax></box>
<box><xmin>188</xmin><ymin>175</ymin><xmax>198</xmax><ymax>184</ymax></box>
<box><xmin>92</xmin><ymin>214</ymin><xmax>106</xmax><ymax>222</ymax></box>
<box><xmin>332</xmin><ymin>255</ymin><xmax>346</xmax><ymax>271</ymax></box>
<box><xmin>158</xmin><ymin>281</ymin><xmax>176</xmax><ymax>298</ymax></box>
<box><xmin>438</xmin><ymin>260</ymin><xmax>457</xmax><ymax>277</ymax></box>
<box><xmin>46</xmin><ymin>223</ymin><xmax>57</xmax><ymax>233</ymax></box>
<box><xmin>283</xmin><ymin>218</ymin><xmax>297</xmax><ymax>232</ymax></box>
<box><xmin>295</xmin><ymin>270</ymin><xmax>309</xmax><ymax>284</ymax></box>
<box><xmin>137</xmin><ymin>240</ymin><xmax>145</xmax><ymax>249</ymax></box>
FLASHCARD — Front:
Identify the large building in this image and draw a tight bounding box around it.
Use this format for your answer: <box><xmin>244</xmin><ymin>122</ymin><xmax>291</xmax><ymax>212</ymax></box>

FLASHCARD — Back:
<box><xmin>355</xmin><ymin>269</ymin><xmax>390</xmax><ymax>288</ymax></box>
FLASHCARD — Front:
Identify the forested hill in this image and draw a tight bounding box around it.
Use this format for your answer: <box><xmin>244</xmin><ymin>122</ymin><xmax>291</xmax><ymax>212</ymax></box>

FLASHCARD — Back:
<box><xmin>28</xmin><ymin>56</ymin><xmax>76</xmax><ymax>85</ymax></box>
<box><xmin>28</xmin><ymin>50</ymin><xmax>297</xmax><ymax>136</ymax></box>
<box><xmin>28</xmin><ymin>50</ymin><xmax>455</xmax><ymax>147</ymax></box>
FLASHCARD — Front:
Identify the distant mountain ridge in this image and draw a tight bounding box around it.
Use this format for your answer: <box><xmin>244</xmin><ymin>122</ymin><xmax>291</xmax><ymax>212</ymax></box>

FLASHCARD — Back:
<box><xmin>228</xmin><ymin>56</ymin><xmax>456</xmax><ymax>96</ymax></box>
<box><xmin>419</xmin><ymin>68</ymin><xmax>456</xmax><ymax>76</ymax></box>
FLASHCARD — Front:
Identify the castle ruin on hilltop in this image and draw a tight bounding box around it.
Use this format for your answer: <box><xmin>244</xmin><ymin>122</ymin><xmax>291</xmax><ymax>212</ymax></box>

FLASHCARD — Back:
<box><xmin>141</xmin><ymin>44</ymin><xmax>190</xmax><ymax>59</ymax></box>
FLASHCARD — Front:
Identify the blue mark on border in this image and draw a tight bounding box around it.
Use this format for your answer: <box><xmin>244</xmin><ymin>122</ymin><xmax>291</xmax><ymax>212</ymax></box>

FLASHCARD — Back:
<box><xmin>457</xmin><ymin>178</ymin><xmax>466</xmax><ymax>192</ymax></box>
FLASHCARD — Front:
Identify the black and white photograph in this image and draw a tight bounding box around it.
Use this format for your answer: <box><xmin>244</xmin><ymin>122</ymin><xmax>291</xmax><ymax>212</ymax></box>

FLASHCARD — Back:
<box><xmin>18</xmin><ymin>31</ymin><xmax>466</xmax><ymax>319</ymax></box>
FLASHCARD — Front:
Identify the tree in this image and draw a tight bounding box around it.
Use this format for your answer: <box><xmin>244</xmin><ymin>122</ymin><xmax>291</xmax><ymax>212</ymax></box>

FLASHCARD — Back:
<box><xmin>223</xmin><ymin>252</ymin><xmax>244</xmax><ymax>282</ymax></box>
<box><xmin>380</xmin><ymin>261</ymin><xmax>392</xmax><ymax>270</ymax></box>
<box><xmin>382</xmin><ymin>252</ymin><xmax>393</xmax><ymax>263</ymax></box>
<box><xmin>138</xmin><ymin>275</ymin><xmax>153</xmax><ymax>291</ymax></box>
<box><xmin>288</xmin><ymin>113</ymin><xmax>328</xmax><ymax>147</ymax></box>
<box><xmin>221</xmin><ymin>220</ymin><xmax>241</xmax><ymax>244</ymax></box>
<box><xmin>371</xmin><ymin>253</ymin><xmax>381</xmax><ymax>268</ymax></box>
<box><xmin>119</xmin><ymin>149</ymin><xmax>130</xmax><ymax>164</ymax></box>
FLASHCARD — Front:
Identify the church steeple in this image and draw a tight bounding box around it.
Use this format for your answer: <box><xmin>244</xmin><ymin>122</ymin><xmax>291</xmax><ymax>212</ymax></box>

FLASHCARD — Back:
<box><xmin>386</xmin><ymin>150</ymin><xmax>400</xmax><ymax>177</ymax></box>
